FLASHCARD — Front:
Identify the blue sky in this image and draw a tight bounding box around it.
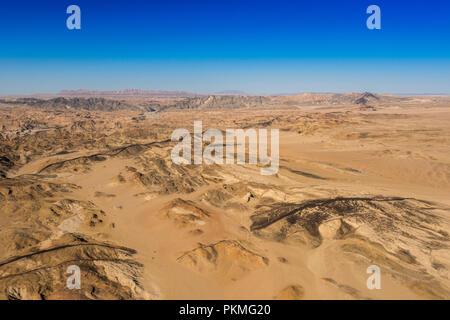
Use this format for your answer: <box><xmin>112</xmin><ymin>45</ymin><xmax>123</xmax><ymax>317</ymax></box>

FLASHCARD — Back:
<box><xmin>0</xmin><ymin>0</ymin><xmax>449</xmax><ymax>94</ymax></box>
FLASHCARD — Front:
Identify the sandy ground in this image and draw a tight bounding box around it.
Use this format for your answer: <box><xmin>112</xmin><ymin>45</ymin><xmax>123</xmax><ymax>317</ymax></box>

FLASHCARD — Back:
<box><xmin>1</xmin><ymin>95</ymin><xmax>450</xmax><ymax>299</ymax></box>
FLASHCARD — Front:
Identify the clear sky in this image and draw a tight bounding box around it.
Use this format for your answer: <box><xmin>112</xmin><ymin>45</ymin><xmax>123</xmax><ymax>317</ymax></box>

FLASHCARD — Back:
<box><xmin>0</xmin><ymin>0</ymin><xmax>449</xmax><ymax>95</ymax></box>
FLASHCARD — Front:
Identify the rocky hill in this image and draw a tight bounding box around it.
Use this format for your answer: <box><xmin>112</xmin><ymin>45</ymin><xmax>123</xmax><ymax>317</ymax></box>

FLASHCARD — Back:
<box><xmin>0</xmin><ymin>97</ymin><xmax>139</xmax><ymax>111</ymax></box>
<box><xmin>163</xmin><ymin>95</ymin><xmax>271</xmax><ymax>110</ymax></box>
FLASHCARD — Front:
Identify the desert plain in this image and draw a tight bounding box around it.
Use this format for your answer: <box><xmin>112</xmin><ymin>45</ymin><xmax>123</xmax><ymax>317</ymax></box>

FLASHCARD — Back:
<box><xmin>0</xmin><ymin>91</ymin><xmax>449</xmax><ymax>299</ymax></box>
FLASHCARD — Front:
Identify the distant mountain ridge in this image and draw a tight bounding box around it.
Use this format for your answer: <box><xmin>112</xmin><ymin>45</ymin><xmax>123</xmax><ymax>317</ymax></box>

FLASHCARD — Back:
<box><xmin>58</xmin><ymin>89</ymin><xmax>202</xmax><ymax>98</ymax></box>
<box><xmin>213</xmin><ymin>90</ymin><xmax>250</xmax><ymax>95</ymax></box>
<box><xmin>2</xmin><ymin>92</ymin><xmax>449</xmax><ymax>113</ymax></box>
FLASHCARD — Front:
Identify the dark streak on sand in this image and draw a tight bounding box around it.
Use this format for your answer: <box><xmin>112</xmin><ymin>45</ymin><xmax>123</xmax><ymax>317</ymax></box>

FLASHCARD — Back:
<box><xmin>37</xmin><ymin>138</ymin><xmax>172</xmax><ymax>174</ymax></box>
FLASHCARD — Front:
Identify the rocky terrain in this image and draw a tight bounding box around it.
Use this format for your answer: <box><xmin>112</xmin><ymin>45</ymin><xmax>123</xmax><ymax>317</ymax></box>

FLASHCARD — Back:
<box><xmin>1</xmin><ymin>92</ymin><xmax>450</xmax><ymax>299</ymax></box>
<box><xmin>0</xmin><ymin>97</ymin><xmax>139</xmax><ymax>111</ymax></box>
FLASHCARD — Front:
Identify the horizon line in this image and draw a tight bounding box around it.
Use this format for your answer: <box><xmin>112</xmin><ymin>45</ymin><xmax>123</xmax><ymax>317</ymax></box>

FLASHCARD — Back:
<box><xmin>1</xmin><ymin>89</ymin><xmax>449</xmax><ymax>98</ymax></box>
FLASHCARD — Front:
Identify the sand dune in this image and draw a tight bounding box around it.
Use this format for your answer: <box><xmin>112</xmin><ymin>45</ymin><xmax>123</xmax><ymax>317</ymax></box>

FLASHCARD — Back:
<box><xmin>1</xmin><ymin>93</ymin><xmax>450</xmax><ymax>299</ymax></box>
